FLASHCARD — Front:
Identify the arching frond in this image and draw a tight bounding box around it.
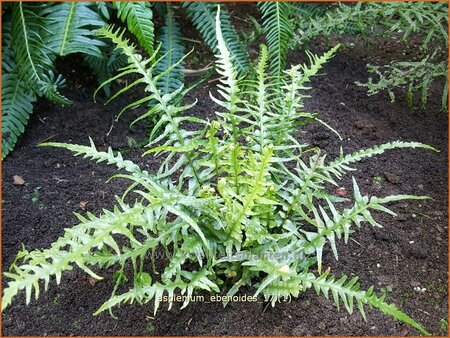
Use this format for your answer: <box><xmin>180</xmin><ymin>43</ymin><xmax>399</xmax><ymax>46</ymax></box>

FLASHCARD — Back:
<box><xmin>300</xmin><ymin>271</ymin><xmax>430</xmax><ymax>336</ymax></box>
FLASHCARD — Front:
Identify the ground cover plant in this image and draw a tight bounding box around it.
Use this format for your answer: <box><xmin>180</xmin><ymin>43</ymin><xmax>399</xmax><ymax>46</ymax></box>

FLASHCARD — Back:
<box><xmin>1</xmin><ymin>9</ymin><xmax>440</xmax><ymax>336</ymax></box>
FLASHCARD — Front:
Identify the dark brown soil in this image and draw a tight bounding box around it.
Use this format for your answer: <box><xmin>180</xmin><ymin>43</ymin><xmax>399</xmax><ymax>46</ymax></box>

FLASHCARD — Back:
<box><xmin>2</xmin><ymin>4</ymin><xmax>448</xmax><ymax>337</ymax></box>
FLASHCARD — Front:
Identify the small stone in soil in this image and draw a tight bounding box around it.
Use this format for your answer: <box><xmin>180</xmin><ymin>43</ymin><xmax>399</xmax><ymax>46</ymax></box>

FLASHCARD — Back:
<box><xmin>13</xmin><ymin>175</ymin><xmax>25</xmax><ymax>185</ymax></box>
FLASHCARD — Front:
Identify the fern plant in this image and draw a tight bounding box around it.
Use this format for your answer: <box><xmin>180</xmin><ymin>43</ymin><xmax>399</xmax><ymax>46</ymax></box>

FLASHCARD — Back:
<box><xmin>359</xmin><ymin>56</ymin><xmax>448</xmax><ymax>110</ymax></box>
<box><xmin>2</xmin><ymin>8</ymin><xmax>436</xmax><ymax>336</ymax></box>
<box><xmin>291</xmin><ymin>1</ymin><xmax>448</xmax><ymax>110</ymax></box>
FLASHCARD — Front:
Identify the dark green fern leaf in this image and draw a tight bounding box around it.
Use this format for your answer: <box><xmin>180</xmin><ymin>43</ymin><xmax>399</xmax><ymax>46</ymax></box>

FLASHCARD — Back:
<box><xmin>11</xmin><ymin>2</ymin><xmax>54</xmax><ymax>92</ymax></box>
<box><xmin>3</xmin><ymin>3</ymin><xmax>71</xmax><ymax>159</ymax></box>
<box><xmin>113</xmin><ymin>1</ymin><xmax>155</xmax><ymax>55</ymax></box>
<box><xmin>258</xmin><ymin>2</ymin><xmax>294</xmax><ymax>76</ymax></box>
<box><xmin>2</xmin><ymin>21</ymin><xmax>36</xmax><ymax>159</ymax></box>
<box><xmin>41</xmin><ymin>2</ymin><xmax>106</xmax><ymax>58</ymax></box>
<box><xmin>182</xmin><ymin>2</ymin><xmax>250</xmax><ymax>75</ymax></box>
<box><xmin>11</xmin><ymin>2</ymin><xmax>70</xmax><ymax>104</ymax></box>
<box><xmin>2</xmin><ymin>62</ymin><xmax>36</xmax><ymax>159</ymax></box>
<box><xmin>154</xmin><ymin>3</ymin><xmax>185</xmax><ymax>95</ymax></box>
<box><xmin>39</xmin><ymin>72</ymin><xmax>72</xmax><ymax>105</ymax></box>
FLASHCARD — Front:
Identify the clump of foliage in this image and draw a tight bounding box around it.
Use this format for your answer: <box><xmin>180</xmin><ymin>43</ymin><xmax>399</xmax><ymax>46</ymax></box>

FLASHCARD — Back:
<box><xmin>292</xmin><ymin>2</ymin><xmax>448</xmax><ymax>110</ymax></box>
<box><xmin>2</xmin><ymin>8</ymin><xmax>435</xmax><ymax>335</ymax></box>
<box><xmin>1</xmin><ymin>1</ymin><xmax>297</xmax><ymax>159</ymax></box>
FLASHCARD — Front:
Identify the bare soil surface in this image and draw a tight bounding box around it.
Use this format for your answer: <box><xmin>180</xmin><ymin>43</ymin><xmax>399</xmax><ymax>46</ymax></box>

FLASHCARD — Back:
<box><xmin>2</xmin><ymin>4</ymin><xmax>448</xmax><ymax>336</ymax></box>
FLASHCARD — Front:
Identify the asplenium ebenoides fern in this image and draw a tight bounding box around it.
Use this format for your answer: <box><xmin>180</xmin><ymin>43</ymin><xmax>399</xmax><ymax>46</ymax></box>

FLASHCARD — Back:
<box><xmin>352</xmin><ymin>2</ymin><xmax>448</xmax><ymax>110</ymax></box>
<box><xmin>182</xmin><ymin>2</ymin><xmax>250</xmax><ymax>75</ymax></box>
<box><xmin>257</xmin><ymin>2</ymin><xmax>294</xmax><ymax>77</ymax></box>
<box><xmin>359</xmin><ymin>56</ymin><xmax>448</xmax><ymax>110</ymax></box>
<box><xmin>2</xmin><ymin>6</ymin><xmax>435</xmax><ymax>336</ymax></box>
<box><xmin>153</xmin><ymin>2</ymin><xmax>185</xmax><ymax>96</ymax></box>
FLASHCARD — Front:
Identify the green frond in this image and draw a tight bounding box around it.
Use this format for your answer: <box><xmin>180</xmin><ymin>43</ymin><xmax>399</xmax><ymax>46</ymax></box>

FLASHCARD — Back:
<box><xmin>301</xmin><ymin>270</ymin><xmax>430</xmax><ymax>336</ymax></box>
<box><xmin>41</xmin><ymin>2</ymin><xmax>106</xmax><ymax>57</ymax></box>
<box><xmin>113</xmin><ymin>1</ymin><xmax>154</xmax><ymax>55</ymax></box>
<box><xmin>242</xmin><ymin>45</ymin><xmax>339</xmax><ymax>153</ymax></box>
<box><xmin>2</xmin><ymin>21</ymin><xmax>36</xmax><ymax>159</ymax></box>
<box><xmin>2</xmin><ymin>11</ymin><xmax>70</xmax><ymax>159</ymax></box>
<box><xmin>303</xmin><ymin>177</ymin><xmax>430</xmax><ymax>273</ymax></box>
<box><xmin>94</xmin><ymin>267</ymin><xmax>219</xmax><ymax>315</ymax></box>
<box><xmin>258</xmin><ymin>2</ymin><xmax>294</xmax><ymax>76</ymax></box>
<box><xmin>182</xmin><ymin>1</ymin><xmax>250</xmax><ymax>75</ymax></box>
<box><xmin>39</xmin><ymin>138</ymin><xmax>148</xmax><ymax>178</ymax></box>
<box><xmin>10</xmin><ymin>2</ymin><xmax>71</xmax><ymax>103</ymax></box>
<box><xmin>154</xmin><ymin>3</ymin><xmax>185</xmax><ymax>95</ymax></box>
<box><xmin>1</xmin><ymin>71</ymin><xmax>36</xmax><ymax>159</ymax></box>
<box><xmin>321</xmin><ymin>141</ymin><xmax>438</xmax><ymax>181</ymax></box>
<box><xmin>2</xmin><ymin>201</ymin><xmax>148</xmax><ymax>311</ymax></box>
<box><xmin>208</xmin><ymin>6</ymin><xmax>244</xmax><ymax>145</ymax></box>
<box><xmin>11</xmin><ymin>2</ymin><xmax>52</xmax><ymax>91</ymax></box>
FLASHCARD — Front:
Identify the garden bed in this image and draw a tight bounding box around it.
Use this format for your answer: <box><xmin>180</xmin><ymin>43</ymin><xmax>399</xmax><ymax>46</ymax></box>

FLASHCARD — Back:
<box><xmin>2</xmin><ymin>11</ymin><xmax>448</xmax><ymax>336</ymax></box>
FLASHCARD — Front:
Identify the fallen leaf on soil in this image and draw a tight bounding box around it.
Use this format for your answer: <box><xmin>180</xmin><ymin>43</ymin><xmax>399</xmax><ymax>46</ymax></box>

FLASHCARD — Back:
<box><xmin>13</xmin><ymin>175</ymin><xmax>25</xmax><ymax>185</ymax></box>
<box><xmin>383</xmin><ymin>171</ymin><xmax>400</xmax><ymax>184</ymax></box>
<box><xmin>336</xmin><ymin>187</ymin><xmax>347</xmax><ymax>197</ymax></box>
<box><xmin>354</xmin><ymin>121</ymin><xmax>374</xmax><ymax>129</ymax></box>
<box><xmin>400</xmin><ymin>324</ymin><xmax>410</xmax><ymax>336</ymax></box>
<box><xmin>80</xmin><ymin>201</ymin><xmax>88</xmax><ymax>210</ymax></box>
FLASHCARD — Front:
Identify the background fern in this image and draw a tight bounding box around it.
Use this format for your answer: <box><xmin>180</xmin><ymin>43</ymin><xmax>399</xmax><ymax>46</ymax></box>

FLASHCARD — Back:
<box><xmin>2</xmin><ymin>2</ymin><xmax>73</xmax><ymax>158</ymax></box>
<box><xmin>257</xmin><ymin>2</ymin><xmax>294</xmax><ymax>77</ymax></box>
<box><xmin>2</xmin><ymin>21</ymin><xmax>37</xmax><ymax>158</ymax></box>
<box><xmin>41</xmin><ymin>2</ymin><xmax>106</xmax><ymax>57</ymax></box>
<box><xmin>113</xmin><ymin>1</ymin><xmax>154</xmax><ymax>55</ymax></box>
<box><xmin>153</xmin><ymin>3</ymin><xmax>185</xmax><ymax>96</ymax></box>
